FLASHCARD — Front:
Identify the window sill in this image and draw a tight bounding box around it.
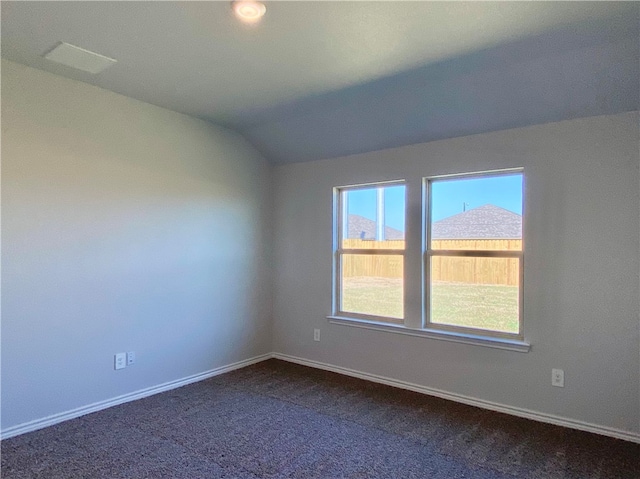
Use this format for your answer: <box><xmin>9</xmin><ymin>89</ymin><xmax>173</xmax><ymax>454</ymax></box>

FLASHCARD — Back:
<box><xmin>327</xmin><ymin>316</ymin><xmax>531</xmax><ymax>353</ymax></box>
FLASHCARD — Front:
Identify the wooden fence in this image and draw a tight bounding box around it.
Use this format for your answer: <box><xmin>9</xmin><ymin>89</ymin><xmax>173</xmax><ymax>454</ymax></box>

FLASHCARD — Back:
<box><xmin>342</xmin><ymin>239</ymin><xmax>521</xmax><ymax>286</ymax></box>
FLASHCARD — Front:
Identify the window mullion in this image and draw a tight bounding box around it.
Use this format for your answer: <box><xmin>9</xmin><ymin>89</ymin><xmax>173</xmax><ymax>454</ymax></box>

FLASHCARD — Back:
<box><xmin>403</xmin><ymin>177</ymin><xmax>423</xmax><ymax>329</ymax></box>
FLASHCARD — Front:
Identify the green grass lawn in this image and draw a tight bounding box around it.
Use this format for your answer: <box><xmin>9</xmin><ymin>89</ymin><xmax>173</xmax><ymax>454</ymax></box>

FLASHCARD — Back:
<box><xmin>342</xmin><ymin>277</ymin><xmax>519</xmax><ymax>333</ymax></box>
<box><xmin>341</xmin><ymin>276</ymin><xmax>404</xmax><ymax>323</ymax></box>
<box><xmin>430</xmin><ymin>281</ymin><xmax>519</xmax><ymax>333</ymax></box>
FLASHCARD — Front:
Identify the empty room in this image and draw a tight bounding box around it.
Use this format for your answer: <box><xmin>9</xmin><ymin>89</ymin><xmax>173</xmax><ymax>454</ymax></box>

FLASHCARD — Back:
<box><xmin>1</xmin><ymin>1</ymin><xmax>639</xmax><ymax>478</ymax></box>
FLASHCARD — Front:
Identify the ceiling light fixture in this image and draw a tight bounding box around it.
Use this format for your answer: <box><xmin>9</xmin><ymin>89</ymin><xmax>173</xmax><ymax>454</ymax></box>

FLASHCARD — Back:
<box><xmin>231</xmin><ymin>1</ymin><xmax>266</xmax><ymax>24</ymax></box>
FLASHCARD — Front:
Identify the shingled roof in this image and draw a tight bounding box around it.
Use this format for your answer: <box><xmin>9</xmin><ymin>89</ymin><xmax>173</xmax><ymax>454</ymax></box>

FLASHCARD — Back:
<box><xmin>347</xmin><ymin>214</ymin><xmax>404</xmax><ymax>240</ymax></box>
<box><xmin>432</xmin><ymin>204</ymin><xmax>522</xmax><ymax>239</ymax></box>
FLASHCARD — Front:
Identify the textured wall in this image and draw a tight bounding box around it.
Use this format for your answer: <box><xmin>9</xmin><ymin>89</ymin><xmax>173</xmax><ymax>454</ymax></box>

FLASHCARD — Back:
<box><xmin>272</xmin><ymin>112</ymin><xmax>640</xmax><ymax>435</ymax></box>
<box><xmin>1</xmin><ymin>60</ymin><xmax>273</xmax><ymax>431</ymax></box>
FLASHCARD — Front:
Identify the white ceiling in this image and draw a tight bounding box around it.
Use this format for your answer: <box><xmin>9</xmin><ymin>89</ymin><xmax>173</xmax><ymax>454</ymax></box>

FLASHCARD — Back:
<box><xmin>2</xmin><ymin>1</ymin><xmax>639</xmax><ymax>163</ymax></box>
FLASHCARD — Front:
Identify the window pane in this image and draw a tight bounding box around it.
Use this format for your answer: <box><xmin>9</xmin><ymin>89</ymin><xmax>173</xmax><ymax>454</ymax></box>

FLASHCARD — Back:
<box><xmin>341</xmin><ymin>254</ymin><xmax>403</xmax><ymax>322</ymax></box>
<box><xmin>430</xmin><ymin>256</ymin><xmax>520</xmax><ymax>334</ymax></box>
<box><xmin>431</xmin><ymin>174</ymin><xmax>522</xmax><ymax>251</ymax></box>
<box><xmin>342</xmin><ymin>185</ymin><xmax>405</xmax><ymax>250</ymax></box>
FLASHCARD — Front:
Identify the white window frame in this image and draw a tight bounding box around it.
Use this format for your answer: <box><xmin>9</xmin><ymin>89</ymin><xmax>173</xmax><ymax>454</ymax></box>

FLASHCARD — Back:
<box><xmin>423</xmin><ymin>169</ymin><xmax>524</xmax><ymax>342</ymax></box>
<box><xmin>329</xmin><ymin>171</ymin><xmax>529</xmax><ymax>353</ymax></box>
<box><xmin>332</xmin><ymin>181</ymin><xmax>406</xmax><ymax>323</ymax></box>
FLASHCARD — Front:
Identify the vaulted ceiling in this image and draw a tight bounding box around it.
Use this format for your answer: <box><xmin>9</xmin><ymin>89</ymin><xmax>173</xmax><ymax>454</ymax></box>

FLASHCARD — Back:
<box><xmin>2</xmin><ymin>1</ymin><xmax>638</xmax><ymax>163</ymax></box>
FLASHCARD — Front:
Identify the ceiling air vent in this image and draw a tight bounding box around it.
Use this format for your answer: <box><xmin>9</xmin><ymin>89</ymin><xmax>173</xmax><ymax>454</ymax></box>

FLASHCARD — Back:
<box><xmin>44</xmin><ymin>42</ymin><xmax>116</xmax><ymax>74</ymax></box>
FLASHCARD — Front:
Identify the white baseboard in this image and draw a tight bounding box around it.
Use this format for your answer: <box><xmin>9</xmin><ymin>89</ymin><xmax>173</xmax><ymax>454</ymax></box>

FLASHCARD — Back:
<box><xmin>272</xmin><ymin>352</ymin><xmax>640</xmax><ymax>444</ymax></box>
<box><xmin>0</xmin><ymin>353</ymin><xmax>272</xmax><ymax>440</ymax></box>
<box><xmin>4</xmin><ymin>352</ymin><xmax>639</xmax><ymax>445</ymax></box>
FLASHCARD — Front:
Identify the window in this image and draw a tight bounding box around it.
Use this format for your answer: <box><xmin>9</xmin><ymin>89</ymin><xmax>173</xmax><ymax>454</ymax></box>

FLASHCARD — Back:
<box><xmin>331</xmin><ymin>170</ymin><xmax>526</xmax><ymax>351</ymax></box>
<box><xmin>426</xmin><ymin>171</ymin><xmax>524</xmax><ymax>340</ymax></box>
<box><xmin>333</xmin><ymin>182</ymin><xmax>406</xmax><ymax>324</ymax></box>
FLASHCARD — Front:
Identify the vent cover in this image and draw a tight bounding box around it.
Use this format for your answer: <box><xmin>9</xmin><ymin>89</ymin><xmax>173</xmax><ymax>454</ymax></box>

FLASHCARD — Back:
<box><xmin>44</xmin><ymin>42</ymin><xmax>116</xmax><ymax>74</ymax></box>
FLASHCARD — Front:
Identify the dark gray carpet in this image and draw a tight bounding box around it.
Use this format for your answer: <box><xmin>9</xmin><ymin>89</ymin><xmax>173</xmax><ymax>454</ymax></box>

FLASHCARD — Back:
<box><xmin>2</xmin><ymin>359</ymin><xmax>639</xmax><ymax>478</ymax></box>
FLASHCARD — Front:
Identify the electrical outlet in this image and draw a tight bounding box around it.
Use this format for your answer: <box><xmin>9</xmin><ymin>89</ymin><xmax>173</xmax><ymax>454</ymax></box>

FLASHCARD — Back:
<box><xmin>114</xmin><ymin>353</ymin><xmax>126</xmax><ymax>370</ymax></box>
<box><xmin>552</xmin><ymin>368</ymin><xmax>564</xmax><ymax>387</ymax></box>
<box><xmin>313</xmin><ymin>329</ymin><xmax>320</xmax><ymax>342</ymax></box>
<box><xmin>127</xmin><ymin>351</ymin><xmax>136</xmax><ymax>365</ymax></box>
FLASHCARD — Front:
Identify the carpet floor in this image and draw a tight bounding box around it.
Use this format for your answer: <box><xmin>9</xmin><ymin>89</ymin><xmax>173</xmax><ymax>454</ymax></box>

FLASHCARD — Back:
<box><xmin>2</xmin><ymin>359</ymin><xmax>639</xmax><ymax>478</ymax></box>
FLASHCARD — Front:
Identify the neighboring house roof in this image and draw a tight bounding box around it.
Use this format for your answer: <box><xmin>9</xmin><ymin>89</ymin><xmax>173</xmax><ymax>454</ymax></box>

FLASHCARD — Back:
<box><xmin>432</xmin><ymin>204</ymin><xmax>522</xmax><ymax>239</ymax></box>
<box><xmin>347</xmin><ymin>214</ymin><xmax>404</xmax><ymax>240</ymax></box>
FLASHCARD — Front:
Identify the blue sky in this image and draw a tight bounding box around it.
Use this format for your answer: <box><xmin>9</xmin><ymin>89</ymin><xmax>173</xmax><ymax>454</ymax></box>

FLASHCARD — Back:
<box><xmin>346</xmin><ymin>173</ymin><xmax>523</xmax><ymax>231</ymax></box>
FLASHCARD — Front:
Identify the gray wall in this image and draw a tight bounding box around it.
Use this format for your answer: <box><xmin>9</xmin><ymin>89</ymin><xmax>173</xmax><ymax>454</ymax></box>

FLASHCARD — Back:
<box><xmin>2</xmin><ymin>57</ymin><xmax>639</xmax><ymax>439</ymax></box>
<box><xmin>272</xmin><ymin>112</ymin><xmax>640</xmax><ymax>434</ymax></box>
<box><xmin>1</xmin><ymin>60</ymin><xmax>273</xmax><ymax>430</ymax></box>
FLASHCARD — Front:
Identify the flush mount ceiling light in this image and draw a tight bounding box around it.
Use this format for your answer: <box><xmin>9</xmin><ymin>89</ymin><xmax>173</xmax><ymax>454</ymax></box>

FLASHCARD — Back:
<box><xmin>231</xmin><ymin>1</ymin><xmax>266</xmax><ymax>24</ymax></box>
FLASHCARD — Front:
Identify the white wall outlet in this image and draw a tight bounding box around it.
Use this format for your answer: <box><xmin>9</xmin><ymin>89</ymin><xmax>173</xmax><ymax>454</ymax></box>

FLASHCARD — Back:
<box><xmin>313</xmin><ymin>329</ymin><xmax>320</xmax><ymax>342</ymax></box>
<box><xmin>126</xmin><ymin>351</ymin><xmax>136</xmax><ymax>365</ymax></box>
<box><xmin>552</xmin><ymin>368</ymin><xmax>564</xmax><ymax>387</ymax></box>
<box><xmin>114</xmin><ymin>353</ymin><xmax>126</xmax><ymax>370</ymax></box>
